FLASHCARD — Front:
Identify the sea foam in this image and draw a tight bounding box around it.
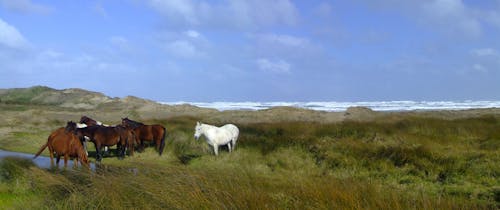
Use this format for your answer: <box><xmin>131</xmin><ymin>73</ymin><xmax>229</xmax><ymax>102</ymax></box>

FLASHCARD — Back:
<box><xmin>161</xmin><ymin>101</ymin><xmax>500</xmax><ymax>112</ymax></box>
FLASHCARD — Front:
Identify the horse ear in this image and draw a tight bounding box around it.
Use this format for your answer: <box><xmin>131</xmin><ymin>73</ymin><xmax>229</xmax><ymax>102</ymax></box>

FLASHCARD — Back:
<box><xmin>196</xmin><ymin>121</ymin><xmax>200</xmax><ymax>126</ymax></box>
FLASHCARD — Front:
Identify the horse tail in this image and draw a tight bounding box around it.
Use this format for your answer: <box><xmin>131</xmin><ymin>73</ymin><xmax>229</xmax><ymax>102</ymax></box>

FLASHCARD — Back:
<box><xmin>159</xmin><ymin>126</ymin><xmax>166</xmax><ymax>156</ymax></box>
<box><xmin>33</xmin><ymin>141</ymin><xmax>48</xmax><ymax>159</ymax></box>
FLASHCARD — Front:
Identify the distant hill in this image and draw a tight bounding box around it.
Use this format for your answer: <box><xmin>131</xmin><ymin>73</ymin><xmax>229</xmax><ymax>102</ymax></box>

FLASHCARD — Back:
<box><xmin>0</xmin><ymin>86</ymin><xmax>115</xmax><ymax>109</ymax></box>
<box><xmin>0</xmin><ymin>86</ymin><xmax>217</xmax><ymax>119</ymax></box>
<box><xmin>0</xmin><ymin>86</ymin><xmax>177</xmax><ymax>109</ymax></box>
<box><xmin>1</xmin><ymin>86</ymin><xmax>498</xmax><ymax>123</ymax></box>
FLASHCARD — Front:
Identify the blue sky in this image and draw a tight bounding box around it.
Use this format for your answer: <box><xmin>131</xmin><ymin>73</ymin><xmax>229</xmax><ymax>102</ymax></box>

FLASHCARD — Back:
<box><xmin>0</xmin><ymin>0</ymin><xmax>499</xmax><ymax>102</ymax></box>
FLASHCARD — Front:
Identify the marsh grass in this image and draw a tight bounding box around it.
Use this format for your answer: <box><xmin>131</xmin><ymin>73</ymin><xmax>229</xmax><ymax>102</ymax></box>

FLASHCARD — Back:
<box><xmin>0</xmin><ymin>115</ymin><xmax>499</xmax><ymax>209</ymax></box>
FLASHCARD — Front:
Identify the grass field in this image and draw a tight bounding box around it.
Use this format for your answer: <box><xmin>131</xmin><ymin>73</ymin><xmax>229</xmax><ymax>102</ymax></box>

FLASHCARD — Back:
<box><xmin>1</xmin><ymin>113</ymin><xmax>499</xmax><ymax>209</ymax></box>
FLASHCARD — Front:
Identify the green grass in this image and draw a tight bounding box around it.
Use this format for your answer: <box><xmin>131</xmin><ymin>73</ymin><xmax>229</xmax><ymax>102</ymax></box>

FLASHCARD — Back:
<box><xmin>1</xmin><ymin>115</ymin><xmax>499</xmax><ymax>209</ymax></box>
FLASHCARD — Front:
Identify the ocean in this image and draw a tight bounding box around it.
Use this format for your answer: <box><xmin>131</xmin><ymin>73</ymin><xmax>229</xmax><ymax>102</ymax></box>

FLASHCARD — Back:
<box><xmin>160</xmin><ymin>101</ymin><xmax>500</xmax><ymax>112</ymax></box>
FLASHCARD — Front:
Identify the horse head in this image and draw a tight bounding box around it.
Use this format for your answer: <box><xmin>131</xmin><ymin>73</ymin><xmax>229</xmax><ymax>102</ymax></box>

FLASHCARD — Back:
<box><xmin>121</xmin><ymin>117</ymin><xmax>130</xmax><ymax>127</ymax></box>
<box><xmin>122</xmin><ymin>117</ymin><xmax>143</xmax><ymax>129</ymax></box>
<box><xmin>65</xmin><ymin>121</ymin><xmax>77</xmax><ymax>133</ymax></box>
<box><xmin>78</xmin><ymin>148</ymin><xmax>90</xmax><ymax>168</ymax></box>
<box><xmin>79</xmin><ymin>116</ymin><xmax>89</xmax><ymax>123</ymax></box>
<box><xmin>194</xmin><ymin>122</ymin><xmax>202</xmax><ymax>140</ymax></box>
<box><xmin>80</xmin><ymin>116</ymin><xmax>98</xmax><ymax>126</ymax></box>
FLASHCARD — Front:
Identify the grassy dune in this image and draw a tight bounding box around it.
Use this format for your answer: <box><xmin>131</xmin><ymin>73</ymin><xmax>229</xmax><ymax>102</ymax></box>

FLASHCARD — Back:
<box><xmin>1</xmin><ymin>114</ymin><xmax>499</xmax><ymax>209</ymax></box>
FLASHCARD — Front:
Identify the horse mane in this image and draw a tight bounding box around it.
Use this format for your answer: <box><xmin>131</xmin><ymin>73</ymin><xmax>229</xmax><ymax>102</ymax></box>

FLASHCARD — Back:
<box><xmin>199</xmin><ymin>122</ymin><xmax>222</xmax><ymax>130</ymax></box>
<box><xmin>65</xmin><ymin>121</ymin><xmax>77</xmax><ymax>133</ymax></box>
<box><xmin>123</xmin><ymin>118</ymin><xmax>144</xmax><ymax>127</ymax></box>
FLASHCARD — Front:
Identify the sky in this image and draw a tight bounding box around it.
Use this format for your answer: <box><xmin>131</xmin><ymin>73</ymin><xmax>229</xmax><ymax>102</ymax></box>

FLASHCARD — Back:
<box><xmin>0</xmin><ymin>0</ymin><xmax>499</xmax><ymax>102</ymax></box>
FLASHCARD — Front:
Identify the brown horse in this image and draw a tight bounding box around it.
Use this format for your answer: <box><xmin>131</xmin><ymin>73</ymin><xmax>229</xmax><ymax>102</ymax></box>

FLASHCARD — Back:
<box><xmin>66</xmin><ymin>121</ymin><xmax>132</xmax><ymax>162</ymax></box>
<box><xmin>78</xmin><ymin>116</ymin><xmax>137</xmax><ymax>157</ymax></box>
<box><xmin>79</xmin><ymin>115</ymin><xmax>110</xmax><ymax>153</ymax></box>
<box><xmin>121</xmin><ymin>118</ymin><xmax>166</xmax><ymax>155</ymax></box>
<box><xmin>79</xmin><ymin>115</ymin><xmax>108</xmax><ymax>126</ymax></box>
<box><xmin>115</xmin><ymin>125</ymin><xmax>136</xmax><ymax>156</ymax></box>
<box><xmin>33</xmin><ymin>126</ymin><xmax>90</xmax><ymax>168</ymax></box>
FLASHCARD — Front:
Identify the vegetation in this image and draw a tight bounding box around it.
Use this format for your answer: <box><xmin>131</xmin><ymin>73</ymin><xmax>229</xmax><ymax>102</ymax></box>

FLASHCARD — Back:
<box><xmin>1</xmin><ymin>114</ymin><xmax>499</xmax><ymax>209</ymax></box>
<box><xmin>0</xmin><ymin>86</ymin><xmax>54</xmax><ymax>105</ymax></box>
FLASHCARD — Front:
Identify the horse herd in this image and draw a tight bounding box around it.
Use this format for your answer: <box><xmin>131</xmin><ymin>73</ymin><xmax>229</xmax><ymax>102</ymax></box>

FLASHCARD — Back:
<box><xmin>33</xmin><ymin>116</ymin><xmax>239</xmax><ymax>168</ymax></box>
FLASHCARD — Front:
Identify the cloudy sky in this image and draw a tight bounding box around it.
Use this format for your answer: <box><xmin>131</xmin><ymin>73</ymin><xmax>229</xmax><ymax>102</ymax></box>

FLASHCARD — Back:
<box><xmin>1</xmin><ymin>0</ymin><xmax>499</xmax><ymax>102</ymax></box>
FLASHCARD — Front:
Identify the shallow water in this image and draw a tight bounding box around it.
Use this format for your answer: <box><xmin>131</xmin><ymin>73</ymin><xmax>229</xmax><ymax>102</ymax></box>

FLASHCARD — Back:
<box><xmin>0</xmin><ymin>149</ymin><xmax>95</xmax><ymax>170</ymax></box>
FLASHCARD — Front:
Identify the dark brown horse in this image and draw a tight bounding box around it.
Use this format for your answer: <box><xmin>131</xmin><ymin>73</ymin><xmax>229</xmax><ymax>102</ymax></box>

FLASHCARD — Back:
<box><xmin>121</xmin><ymin>117</ymin><xmax>166</xmax><ymax>155</ymax></box>
<box><xmin>79</xmin><ymin>115</ymin><xmax>110</xmax><ymax>153</ymax></box>
<box><xmin>34</xmin><ymin>126</ymin><xmax>90</xmax><ymax>168</ymax></box>
<box><xmin>79</xmin><ymin>115</ymin><xmax>108</xmax><ymax>126</ymax></box>
<box><xmin>66</xmin><ymin>121</ymin><xmax>132</xmax><ymax>162</ymax></box>
<box><xmin>115</xmin><ymin>125</ymin><xmax>136</xmax><ymax>156</ymax></box>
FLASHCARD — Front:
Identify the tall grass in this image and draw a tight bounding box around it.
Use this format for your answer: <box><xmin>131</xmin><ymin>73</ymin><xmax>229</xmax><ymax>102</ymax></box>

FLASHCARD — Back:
<box><xmin>1</xmin><ymin>115</ymin><xmax>499</xmax><ymax>209</ymax></box>
<box><xmin>0</xmin><ymin>157</ymin><xmax>490</xmax><ymax>209</ymax></box>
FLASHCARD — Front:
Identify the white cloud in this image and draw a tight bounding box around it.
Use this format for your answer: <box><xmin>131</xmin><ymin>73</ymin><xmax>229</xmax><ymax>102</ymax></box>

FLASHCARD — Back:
<box><xmin>0</xmin><ymin>18</ymin><xmax>30</xmax><ymax>49</ymax></box>
<box><xmin>421</xmin><ymin>0</ymin><xmax>481</xmax><ymax>37</ymax></box>
<box><xmin>358</xmin><ymin>0</ymin><xmax>482</xmax><ymax>38</ymax></box>
<box><xmin>166</xmin><ymin>40</ymin><xmax>203</xmax><ymax>58</ymax></box>
<box><xmin>256</xmin><ymin>58</ymin><xmax>291</xmax><ymax>73</ymax></box>
<box><xmin>483</xmin><ymin>10</ymin><xmax>500</xmax><ymax>28</ymax></box>
<box><xmin>315</xmin><ymin>2</ymin><xmax>333</xmax><ymax>18</ymax></box>
<box><xmin>472</xmin><ymin>63</ymin><xmax>487</xmax><ymax>73</ymax></box>
<box><xmin>257</xmin><ymin>33</ymin><xmax>310</xmax><ymax>48</ymax></box>
<box><xmin>110</xmin><ymin>36</ymin><xmax>130</xmax><ymax>51</ymax></box>
<box><xmin>94</xmin><ymin>3</ymin><xmax>109</xmax><ymax>18</ymax></box>
<box><xmin>252</xmin><ymin>33</ymin><xmax>323</xmax><ymax>62</ymax></box>
<box><xmin>185</xmin><ymin>30</ymin><xmax>200</xmax><ymax>38</ymax></box>
<box><xmin>467</xmin><ymin>48</ymin><xmax>500</xmax><ymax>75</ymax></box>
<box><xmin>37</xmin><ymin>49</ymin><xmax>63</xmax><ymax>60</ymax></box>
<box><xmin>226</xmin><ymin>0</ymin><xmax>298</xmax><ymax>27</ymax></box>
<box><xmin>471</xmin><ymin>48</ymin><xmax>499</xmax><ymax>57</ymax></box>
<box><xmin>149</xmin><ymin>0</ymin><xmax>201</xmax><ymax>25</ymax></box>
<box><xmin>148</xmin><ymin>0</ymin><xmax>298</xmax><ymax>30</ymax></box>
<box><xmin>0</xmin><ymin>0</ymin><xmax>52</xmax><ymax>14</ymax></box>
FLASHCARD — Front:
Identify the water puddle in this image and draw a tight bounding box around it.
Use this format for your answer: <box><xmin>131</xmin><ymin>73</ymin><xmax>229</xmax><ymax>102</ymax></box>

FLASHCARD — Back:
<box><xmin>0</xmin><ymin>149</ymin><xmax>95</xmax><ymax>170</ymax></box>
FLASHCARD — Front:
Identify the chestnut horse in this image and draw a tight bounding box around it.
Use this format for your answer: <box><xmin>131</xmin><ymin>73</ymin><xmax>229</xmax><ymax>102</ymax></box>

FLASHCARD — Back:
<box><xmin>33</xmin><ymin>126</ymin><xmax>90</xmax><ymax>168</ymax></box>
<box><xmin>66</xmin><ymin>121</ymin><xmax>132</xmax><ymax>162</ymax></box>
<box><xmin>121</xmin><ymin>118</ymin><xmax>166</xmax><ymax>155</ymax></box>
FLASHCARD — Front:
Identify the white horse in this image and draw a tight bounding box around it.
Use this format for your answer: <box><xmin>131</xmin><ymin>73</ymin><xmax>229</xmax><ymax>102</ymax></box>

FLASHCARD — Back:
<box><xmin>194</xmin><ymin>122</ymin><xmax>238</xmax><ymax>155</ymax></box>
<box><xmin>221</xmin><ymin>124</ymin><xmax>239</xmax><ymax>149</ymax></box>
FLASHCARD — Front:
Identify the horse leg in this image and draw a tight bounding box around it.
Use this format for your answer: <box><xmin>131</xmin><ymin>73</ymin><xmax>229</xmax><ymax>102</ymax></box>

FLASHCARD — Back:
<box><xmin>49</xmin><ymin>148</ymin><xmax>55</xmax><ymax>167</ymax></box>
<box><xmin>95</xmin><ymin>143</ymin><xmax>102</xmax><ymax>163</ymax></box>
<box><xmin>82</xmin><ymin>138</ymin><xmax>89</xmax><ymax>156</ymax></box>
<box><xmin>121</xmin><ymin>143</ymin><xmax>126</xmax><ymax>159</ymax></box>
<box><xmin>213</xmin><ymin>145</ymin><xmax>219</xmax><ymax>156</ymax></box>
<box><xmin>227</xmin><ymin>142</ymin><xmax>232</xmax><ymax>153</ymax></box>
<box><xmin>119</xmin><ymin>141</ymin><xmax>126</xmax><ymax>160</ymax></box>
<box><xmin>103</xmin><ymin>146</ymin><xmax>109</xmax><ymax>157</ymax></box>
<box><xmin>128</xmin><ymin>137</ymin><xmax>134</xmax><ymax>156</ymax></box>
<box><xmin>64</xmin><ymin>153</ymin><xmax>69</xmax><ymax>168</ymax></box>
<box><xmin>56</xmin><ymin>155</ymin><xmax>61</xmax><ymax>166</ymax></box>
<box><xmin>140</xmin><ymin>140</ymin><xmax>145</xmax><ymax>152</ymax></box>
<box><xmin>156</xmin><ymin>138</ymin><xmax>160</xmax><ymax>152</ymax></box>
